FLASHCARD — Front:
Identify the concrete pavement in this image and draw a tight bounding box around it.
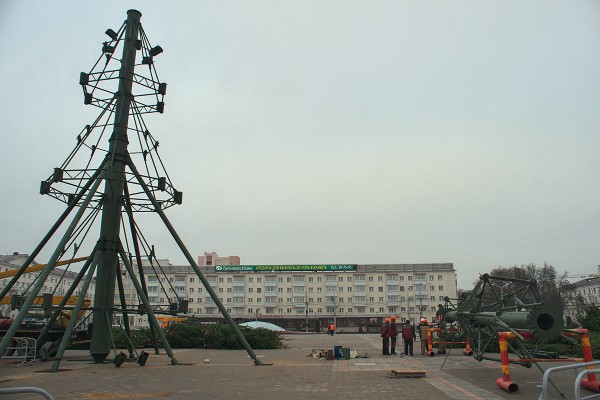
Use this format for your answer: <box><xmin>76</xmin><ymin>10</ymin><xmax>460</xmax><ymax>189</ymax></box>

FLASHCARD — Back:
<box><xmin>0</xmin><ymin>333</ymin><xmax>592</xmax><ymax>399</ymax></box>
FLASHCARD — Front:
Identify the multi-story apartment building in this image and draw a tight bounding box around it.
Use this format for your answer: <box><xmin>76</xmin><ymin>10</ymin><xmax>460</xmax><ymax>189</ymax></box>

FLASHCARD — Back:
<box><xmin>126</xmin><ymin>253</ymin><xmax>457</xmax><ymax>331</ymax></box>
<box><xmin>2</xmin><ymin>251</ymin><xmax>457</xmax><ymax>333</ymax></box>
<box><xmin>0</xmin><ymin>252</ymin><xmax>96</xmax><ymax>323</ymax></box>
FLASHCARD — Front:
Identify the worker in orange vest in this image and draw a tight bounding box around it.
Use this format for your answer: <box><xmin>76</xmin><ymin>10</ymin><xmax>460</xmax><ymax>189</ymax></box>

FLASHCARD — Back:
<box><xmin>380</xmin><ymin>318</ymin><xmax>392</xmax><ymax>355</ymax></box>
<box><xmin>328</xmin><ymin>323</ymin><xmax>335</xmax><ymax>336</ymax></box>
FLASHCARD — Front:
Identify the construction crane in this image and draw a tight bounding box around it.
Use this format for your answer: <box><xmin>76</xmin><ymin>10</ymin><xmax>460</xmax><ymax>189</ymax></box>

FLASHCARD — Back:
<box><xmin>1</xmin><ymin>257</ymin><xmax>90</xmax><ymax>329</ymax></box>
<box><xmin>0</xmin><ymin>256</ymin><xmax>88</xmax><ymax>279</ymax></box>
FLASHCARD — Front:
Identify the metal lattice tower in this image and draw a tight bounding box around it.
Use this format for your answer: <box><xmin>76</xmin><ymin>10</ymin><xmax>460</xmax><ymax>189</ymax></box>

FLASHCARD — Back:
<box><xmin>0</xmin><ymin>10</ymin><xmax>261</xmax><ymax>370</ymax></box>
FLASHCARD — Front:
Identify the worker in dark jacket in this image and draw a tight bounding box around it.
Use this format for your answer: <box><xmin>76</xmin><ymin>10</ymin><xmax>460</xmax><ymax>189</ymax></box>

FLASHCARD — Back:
<box><xmin>390</xmin><ymin>316</ymin><xmax>399</xmax><ymax>355</ymax></box>
<box><xmin>401</xmin><ymin>319</ymin><xmax>416</xmax><ymax>356</ymax></box>
<box><xmin>380</xmin><ymin>318</ymin><xmax>391</xmax><ymax>355</ymax></box>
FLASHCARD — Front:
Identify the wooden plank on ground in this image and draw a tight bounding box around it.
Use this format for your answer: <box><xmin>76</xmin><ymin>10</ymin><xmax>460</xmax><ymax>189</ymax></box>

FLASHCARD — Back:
<box><xmin>388</xmin><ymin>368</ymin><xmax>426</xmax><ymax>378</ymax></box>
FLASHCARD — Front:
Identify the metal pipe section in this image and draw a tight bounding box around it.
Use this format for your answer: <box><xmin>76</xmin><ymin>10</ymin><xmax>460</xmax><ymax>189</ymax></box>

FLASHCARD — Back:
<box><xmin>444</xmin><ymin>306</ymin><xmax>562</xmax><ymax>341</ymax></box>
<box><xmin>539</xmin><ymin>361</ymin><xmax>600</xmax><ymax>399</ymax></box>
<box><xmin>0</xmin><ymin>387</ymin><xmax>55</xmax><ymax>400</ymax></box>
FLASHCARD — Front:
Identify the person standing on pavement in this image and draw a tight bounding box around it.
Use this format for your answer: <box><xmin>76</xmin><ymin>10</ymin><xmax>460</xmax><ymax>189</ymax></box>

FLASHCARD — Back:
<box><xmin>390</xmin><ymin>316</ymin><xmax>398</xmax><ymax>355</ymax></box>
<box><xmin>436</xmin><ymin>318</ymin><xmax>447</xmax><ymax>354</ymax></box>
<box><xmin>418</xmin><ymin>318</ymin><xmax>430</xmax><ymax>355</ymax></box>
<box><xmin>328</xmin><ymin>323</ymin><xmax>335</xmax><ymax>336</ymax></box>
<box><xmin>380</xmin><ymin>318</ymin><xmax>391</xmax><ymax>355</ymax></box>
<box><xmin>401</xmin><ymin>319</ymin><xmax>416</xmax><ymax>356</ymax></box>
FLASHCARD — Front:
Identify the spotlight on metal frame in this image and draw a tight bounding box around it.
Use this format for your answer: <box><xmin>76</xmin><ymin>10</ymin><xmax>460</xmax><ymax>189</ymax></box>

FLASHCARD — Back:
<box><xmin>102</xmin><ymin>43</ymin><xmax>115</xmax><ymax>54</ymax></box>
<box><xmin>113</xmin><ymin>351</ymin><xmax>127</xmax><ymax>368</ymax></box>
<box><xmin>149</xmin><ymin>46</ymin><xmax>163</xmax><ymax>57</ymax></box>
<box><xmin>137</xmin><ymin>351</ymin><xmax>149</xmax><ymax>366</ymax></box>
<box><xmin>105</xmin><ymin>29</ymin><xmax>118</xmax><ymax>41</ymax></box>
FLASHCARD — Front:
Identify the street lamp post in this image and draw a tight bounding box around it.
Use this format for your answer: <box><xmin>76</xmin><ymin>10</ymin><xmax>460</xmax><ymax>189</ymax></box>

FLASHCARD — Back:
<box><xmin>418</xmin><ymin>282</ymin><xmax>430</xmax><ymax>321</ymax></box>
<box><xmin>303</xmin><ymin>291</ymin><xmax>309</xmax><ymax>333</ymax></box>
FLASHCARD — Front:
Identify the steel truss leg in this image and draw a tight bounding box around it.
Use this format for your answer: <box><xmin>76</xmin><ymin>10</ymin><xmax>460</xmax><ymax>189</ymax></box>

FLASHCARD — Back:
<box><xmin>123</xmin><ymin>182</ymin><xmax>159</xmax><ymax>354</ymax></box>
<box><xmin>128</xmin><ymin>159</ymin><xmax>262</xmax><ymax>366</ymax></box>
<box><xmin>116</xmin><ymin>244</ymin><xmax>178</xmax><ymax>365</ymax></box>
<box><xmin>36</xmin><ymin>245</ymin><xmax>98</xmax><ymax>348</ymax></box>
<box><xmin>115</xmin><ymin>262</ymin><xmax>135</xmax><ymax>358</ymax></box>
<box><xmin>0</xmin><ymin>158</ymin><xmax>107</xmax><ymax>302</ymax></box>
<box><xmin>0</xmin><ymin>175</ymin><xmax>104</xmax><ymax>357</ymax></box>
<box><xmin>51</xmin><ymin>254</ymin><xmax>99</xmax><ymax>372</ymax></box>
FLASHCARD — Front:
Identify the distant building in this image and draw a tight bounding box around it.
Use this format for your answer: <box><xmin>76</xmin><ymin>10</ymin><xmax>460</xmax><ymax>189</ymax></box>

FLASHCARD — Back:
<box><xmin>121</xmin><ymin>252</ymin><xmax>458</xmax><ymax>331</ymax></box>
<box><xmin>3</xmin><ymin>251</ymin><xmax>458</xmax><ymax>333</ymax></box>
<box><xmin>198</xmin><ymin>251</ymin><xmax>240</xmax><ymax>267</ymax></box>
<box><xmin>563</xmin><ymin>273</ymin><xmax>600</xmax><ymax>325</ymax></box>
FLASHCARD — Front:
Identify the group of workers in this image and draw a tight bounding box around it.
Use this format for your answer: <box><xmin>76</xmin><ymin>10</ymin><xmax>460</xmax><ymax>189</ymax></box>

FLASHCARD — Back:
<box><xmin>380</xmin><ymin>316</ymin><xmax>446</xmax><ymax>356</ymax></box>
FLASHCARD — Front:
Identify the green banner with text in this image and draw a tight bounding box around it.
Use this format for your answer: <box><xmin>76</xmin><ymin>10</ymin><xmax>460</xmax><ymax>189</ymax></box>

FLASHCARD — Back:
<box><xmin>214</xmin><ymin>264</ymin><xmax>357</xmax><ymax>272</ymax></box>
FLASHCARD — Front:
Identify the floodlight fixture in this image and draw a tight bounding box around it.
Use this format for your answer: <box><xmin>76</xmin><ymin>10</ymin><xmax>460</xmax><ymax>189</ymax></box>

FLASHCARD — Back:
<box><xmin>105</xmin><ymin>29</ymin><xmax>118</xmax><ymax>41</ymax></box>
<box><xmin>149</xmin><ymin>45</ymin><xmax>163</xmax><ymax>57</ymax></box>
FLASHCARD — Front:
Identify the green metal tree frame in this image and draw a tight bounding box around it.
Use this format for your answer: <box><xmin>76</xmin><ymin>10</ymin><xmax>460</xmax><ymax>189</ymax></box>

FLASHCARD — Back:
<box><xmin>0</xmin><ymin>9</ymin><xmax>262</xmax><ymax>370</ymax></box>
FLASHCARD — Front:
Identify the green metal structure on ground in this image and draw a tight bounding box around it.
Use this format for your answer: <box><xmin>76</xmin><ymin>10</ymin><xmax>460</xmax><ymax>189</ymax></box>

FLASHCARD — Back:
<box><xmin>0</xmin><ymin>9</ymin><xmax>261</xmax><ymax>370</ymax></box>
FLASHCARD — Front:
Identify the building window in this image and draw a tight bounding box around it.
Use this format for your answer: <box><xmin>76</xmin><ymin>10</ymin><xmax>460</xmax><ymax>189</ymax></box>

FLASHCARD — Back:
<box><xmin>438</xmin><ymin>275</ymin><xmax>443</xmax><ymax>280</ymax></box>
<box><xmin>438</xmin><ymin>285</ymin><xmax>444</xmax><ymax>291</ymax></box>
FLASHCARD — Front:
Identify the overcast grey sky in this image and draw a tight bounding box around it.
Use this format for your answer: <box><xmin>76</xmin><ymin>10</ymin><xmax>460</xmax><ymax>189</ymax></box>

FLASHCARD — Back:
<box><xmin>1</xmin><ymin>1</ymin><xmax>598</xmax><ymax>289</ymax></box>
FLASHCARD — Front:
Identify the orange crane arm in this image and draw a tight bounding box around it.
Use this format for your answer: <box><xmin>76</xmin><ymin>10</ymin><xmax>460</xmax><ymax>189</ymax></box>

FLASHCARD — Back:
<box><xmin>0</xmin><ymin>256</ymin><xmax>89</xmax><ymax>280</ymax></box>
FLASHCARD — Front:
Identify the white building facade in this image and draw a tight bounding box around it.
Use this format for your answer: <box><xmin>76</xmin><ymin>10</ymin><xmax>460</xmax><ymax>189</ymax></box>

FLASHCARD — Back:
<box><xmin>131</xmin><ymin>257</ymin><xmax>457</xmax><ymax>331</ymax></box>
